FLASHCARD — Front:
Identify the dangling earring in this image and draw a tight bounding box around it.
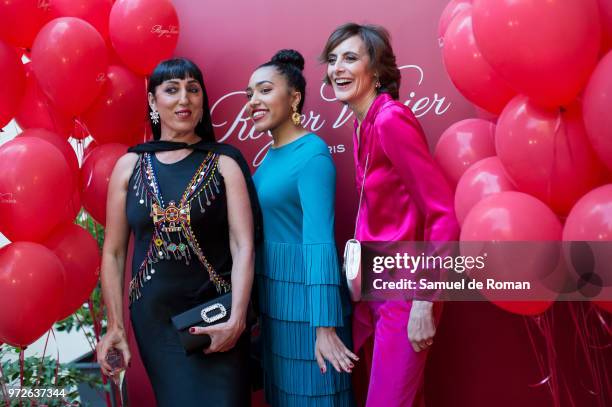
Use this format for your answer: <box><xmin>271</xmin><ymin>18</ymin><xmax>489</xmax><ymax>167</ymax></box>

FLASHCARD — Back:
<box><xmin>199</xmin><ymin>111</ymin><xmax>203</xmax><ymax>123</ymax></box>
<box><xmin>375</xmin><ymin>74</ymin><xmax>381</xmax><ymax>89</ymax></box>
<box><xmin>291</xmin><ymin>105</ymin><xmax>301</xmax><ymax>126</ymax></box>
<box><xmin>150</xmin><ymin>109</ymin><xmax>160</xmax><ymax>125</ymax></box>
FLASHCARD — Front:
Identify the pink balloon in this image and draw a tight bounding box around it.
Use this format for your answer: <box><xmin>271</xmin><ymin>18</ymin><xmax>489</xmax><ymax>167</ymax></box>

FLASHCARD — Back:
<box><xmin>0</xmin><ymin>242</ymin><xmax>65</xmax><ymax>347</ymax></box>
<box><xmin>461</xmin><ymin>191</ymin><xmax>562</xmax><ymax>315</ymax></box>
<box><xmin>434</xmin><ymin>118</ymin><xmax>496</xmax><ymax>188</ymax></box>
<box><xmin>442</xmin><ymin>9</ymin><xmax>516</xmax><ymax>114</ymax></box>
<box><xmin>49</xmin><ymin>0</ymin><xmax>113</xmax><ymax>40</ymax></box>
<box><xmin>109</xmin><ymin>0</ymin><xmax>179</xmax><ymax>76</ymax></box>
<box><xmin>31</xmin><ymin>17</ymin><xmax>108</xmax><ymax>116</ymax></box>
<box><xmin>44</xmin><ymin>223</ymin><xmax>100</xmax><ymax>320</ymax></box>
<box><xmin>438</xmin><ymin>0</ymin><xmax>472</xmax><ymax>42</ymax></box>
<box><xmin>83</xmin><ymin>65</ymin><xmax>148</xmax><ymax>145</ymax></box>
<box><xmin>496</xmin><ymin>96</ymin><xmax>604</xmax><ymax>215</ymax></box>
<box><xmin>583</xmin><ymin>51</ymin><xmax>612</xmax><ymax>172</ymax></box>
<box><xmin>0</xmin><ymin>137</ymin><xmax>73</xmax><ymax>242</ymax></box>
<box><xmin>81</xmin><ymin>143</ymin><xmax>128</xmax><ymax>224</ymax></box>
<box><xmin>15</xmin><ymin>64</ymin><xmax>75</xmax><ymax>137</ymax></box>
<box><xmin>598</xmin><ymin>0</ymin><xmax>612</xmax><ymax>53</ymax></box>
<box><xmin>564</xmin><ymin>184</ymin><xmax>612</xmax><ymax>241</ymax></box>
<box><xmin>0</xmin><ymin>0</ymin><xmax>53</xmax><ymax>48</ymax></box>
<box><xmin>462</xmin><ymin>191</ymin><xmax>562</xmax><ymax>241</ymax></box>
<box><xmin>472</xmin><ymin>0</ymin><xmax>601</xmax><ymax>108</ymax></box>
<box><xmin>563</xmin><ymin>184</ymin><xmax>612</xmax><ymax>290</ymax></box>
<box><xmin>0</xmin><ymin>40</ymin><xmax>26</xmax><ymax>128</ymax></box>
<box><xmin>455</xmin><ymin>156</ymin><xmax>515</xmax><ymax>225</ymax></box>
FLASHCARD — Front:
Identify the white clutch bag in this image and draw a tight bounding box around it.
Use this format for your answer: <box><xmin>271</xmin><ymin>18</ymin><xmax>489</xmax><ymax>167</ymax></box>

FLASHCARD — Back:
<box><xmin>343</xmin><ymin>238</ymin><xmax>362</xmax><ymax>302</ymax></box>
<box><xmin>343</xmin><ymin>154</ymin><xmax>369</xmax><ymax>302</ymax></box>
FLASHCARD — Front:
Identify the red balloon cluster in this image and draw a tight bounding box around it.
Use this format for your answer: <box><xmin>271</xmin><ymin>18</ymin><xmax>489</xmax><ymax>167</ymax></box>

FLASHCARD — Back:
<box><xmin>437</xmin><ymin>0</ymin><xmax>612</xmax><ymax>315</ymax></box>
<box><xmin>0</xmin><ymin>0</ymin><xmax>180</xmax><ymax>346</ymax></box>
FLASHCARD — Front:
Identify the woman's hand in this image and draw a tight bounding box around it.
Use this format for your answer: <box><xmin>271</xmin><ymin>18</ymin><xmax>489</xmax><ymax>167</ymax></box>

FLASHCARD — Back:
<box><xmin>407</xmin><ymin>300</ymin><xmax>436</xmax><ymax>352</ymax></box>
<box><xmin>190</xmin><ymin>316</ymin><xmax>246</xmax><ymax>354</ymax></box>
<box><xmin>96</xmin><ymin>328</ymin><xmax>131</xmax><ymax>377</ymax></box>
<box><xmin>315</xmin><ymin>327</ymin><xmax>359</xmax><ymax>374</ymax></box>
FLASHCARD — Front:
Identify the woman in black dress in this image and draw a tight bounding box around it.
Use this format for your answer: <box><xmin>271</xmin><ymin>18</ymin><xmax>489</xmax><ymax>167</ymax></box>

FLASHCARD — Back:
<box><xmin>96</xmin><ymin>58</ymin><xmax>260</xmax><ymax>406</ymax></box>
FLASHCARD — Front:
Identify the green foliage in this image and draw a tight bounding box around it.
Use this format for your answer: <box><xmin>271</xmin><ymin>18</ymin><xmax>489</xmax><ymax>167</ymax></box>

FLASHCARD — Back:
<box><xmin>0</xmin><ymin>345</ymin><xmax>108</xmax><ymax>406</ymax></box>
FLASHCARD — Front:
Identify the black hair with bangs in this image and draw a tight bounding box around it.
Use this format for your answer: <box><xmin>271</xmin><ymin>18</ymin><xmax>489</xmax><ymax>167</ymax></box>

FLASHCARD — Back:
<box><xmin>147</xmin><ymin>58</ymin><xmax>216</xmax><ymax>142</ymax></box>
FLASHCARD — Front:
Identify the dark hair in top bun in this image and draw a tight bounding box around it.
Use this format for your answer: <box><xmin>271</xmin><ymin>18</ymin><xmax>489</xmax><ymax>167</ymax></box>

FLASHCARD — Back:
<box><xmin>259</xmin><ymin>49</ymin><xmax>307</xmax><ymax>113</ymax></box>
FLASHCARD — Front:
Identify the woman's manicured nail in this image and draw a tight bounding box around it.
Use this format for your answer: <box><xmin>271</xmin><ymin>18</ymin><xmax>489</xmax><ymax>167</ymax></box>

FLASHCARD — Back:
<box><xmin>189</xmin><ymin>327</ymin><xmax>196</xmax><ymax>334</ymax></box>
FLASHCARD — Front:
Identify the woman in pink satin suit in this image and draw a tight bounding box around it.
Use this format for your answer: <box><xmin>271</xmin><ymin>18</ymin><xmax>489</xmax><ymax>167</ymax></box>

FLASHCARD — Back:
<box><xmin>321</xmin><ymin>23</ymin><xmax>460</xmax><ymax>406</ymax></box>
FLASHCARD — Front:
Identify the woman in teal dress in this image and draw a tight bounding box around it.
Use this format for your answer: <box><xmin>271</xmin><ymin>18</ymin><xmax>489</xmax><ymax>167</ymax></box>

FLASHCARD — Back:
<box><xmin>246</xmin><ymin>49</ymin><xmax>357</xmax><ymax>406</ymax></box>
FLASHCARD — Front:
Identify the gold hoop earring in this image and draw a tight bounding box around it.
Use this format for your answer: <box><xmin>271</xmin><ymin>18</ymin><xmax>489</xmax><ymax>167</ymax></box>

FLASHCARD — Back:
<box><xmin>291</xmin><ymin>106</ymin><xmax>301</xmax><ymax>126</ymax></box>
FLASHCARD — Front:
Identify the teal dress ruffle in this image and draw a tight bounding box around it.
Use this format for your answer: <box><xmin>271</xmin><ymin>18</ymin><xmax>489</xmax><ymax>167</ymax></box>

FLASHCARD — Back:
<box><xmin>254</xmin><ymin>134</ymin><xmax>354</xmax><ymax>406</ymax></box>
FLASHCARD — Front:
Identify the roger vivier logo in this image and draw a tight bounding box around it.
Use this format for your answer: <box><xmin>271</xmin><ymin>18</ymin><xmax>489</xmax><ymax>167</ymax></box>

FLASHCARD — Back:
<box><xmin>0</xmin><ymin>192</ymin><xmax>16</xmax><ymax>204</ymax></box>
<box><xmin>151</xmin><ymin>25</ymin><xmax>179</xmax><ymax>38</ymax></box>
<box><xmin>37</xmin><ymin>0</ymin><xmax>50</xmax><ymax>11</ymax></box>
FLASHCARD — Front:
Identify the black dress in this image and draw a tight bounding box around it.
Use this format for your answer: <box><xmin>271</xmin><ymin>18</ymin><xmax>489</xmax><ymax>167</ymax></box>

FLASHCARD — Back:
<box><xmin>126</xmin><ymin>150</ymin><xmax>251</xmax><ymax>406</ymax></box>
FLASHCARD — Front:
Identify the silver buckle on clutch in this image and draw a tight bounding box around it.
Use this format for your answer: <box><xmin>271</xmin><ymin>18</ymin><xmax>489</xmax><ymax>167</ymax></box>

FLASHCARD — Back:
<box><xmin>200</xmin><ymin>303</ymin><xmax>227</xmax><ymax>323</ymax></box>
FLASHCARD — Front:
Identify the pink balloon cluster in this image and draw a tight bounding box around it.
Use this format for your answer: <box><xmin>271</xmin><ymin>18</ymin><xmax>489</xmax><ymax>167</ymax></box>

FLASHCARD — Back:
<box><xmin>437</xmin><ymin>0</ymin><xmax>612</xmax><ymax>315</ymax></box>
<box><xmin>0</xmin><ymin>0</ymin><xmax>179</xmax><ymax>347</ymax></box>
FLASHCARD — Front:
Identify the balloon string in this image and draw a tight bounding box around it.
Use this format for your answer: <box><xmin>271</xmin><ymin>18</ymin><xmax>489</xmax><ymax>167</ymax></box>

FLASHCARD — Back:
<box><xmin>33</xmin><ymin>331</ymin><xmax>51</xmax><ymax>388</ymax></box>
<box><xmin>18</xmin><ymin>349</ymin><xmax>24</xmax><ymax>407</ymax></box>
<box><xmin>524</xmin><ymin>313</ymin><xmax>561</xmax><ymax>406</ymax></box>
<box><xmin>73</xmin><ymin>311</ymin><xmax>96</xmax><ymax>353</ymax></box>
<box><xmin>569</xmin><ymin>303</ymin><xmax>605</xmax><ymax>405</ymax></box>
<box><xmin>523</xmin><ymin>316</ymin><xmax>552</xmax><ymax>388</ymax></box>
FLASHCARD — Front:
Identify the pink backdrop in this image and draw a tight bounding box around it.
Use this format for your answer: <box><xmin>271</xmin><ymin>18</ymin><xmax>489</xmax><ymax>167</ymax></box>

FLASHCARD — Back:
<box><xmin>125</xmin><ymin>1</ymin><xmax>608</xmax><ymax>406</ymax></box>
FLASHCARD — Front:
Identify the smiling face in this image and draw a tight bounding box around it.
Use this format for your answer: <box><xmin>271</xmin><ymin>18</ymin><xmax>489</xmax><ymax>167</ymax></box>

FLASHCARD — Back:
<box><xmin>245</xmin><ymin>66</ymin><xmax>300</xmax><ymax>133</ymax></box>
<box><xmin>148</xmin><ymin>76</ymin><xmax>204</xmax><ymax>135</ymax></box>
<box><xmin>326</xmin><ymin>35</ymin><xmax>377</xmax><ymax>106</ymax></box>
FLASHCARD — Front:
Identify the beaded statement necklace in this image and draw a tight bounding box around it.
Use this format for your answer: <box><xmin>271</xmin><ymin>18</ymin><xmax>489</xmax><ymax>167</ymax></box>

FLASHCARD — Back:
<box><xmin>129</xmin><ymin>151</ymin><xmax>231</xmax><ymax>304</ymax></box>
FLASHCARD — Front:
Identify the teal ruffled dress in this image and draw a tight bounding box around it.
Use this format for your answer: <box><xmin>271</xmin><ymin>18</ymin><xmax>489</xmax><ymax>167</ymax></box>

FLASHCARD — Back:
<box><xmin>253</xmin><ymin>133</ymin><xmax>354</xmax><ymax>406</ymax></box>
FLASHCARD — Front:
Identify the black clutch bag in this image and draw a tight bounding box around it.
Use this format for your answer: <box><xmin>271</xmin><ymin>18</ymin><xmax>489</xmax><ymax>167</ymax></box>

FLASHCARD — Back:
<box><xmin>171</xmin><ymin>292</ymin><xmax>233</xmax><ymax>355</ymax></box>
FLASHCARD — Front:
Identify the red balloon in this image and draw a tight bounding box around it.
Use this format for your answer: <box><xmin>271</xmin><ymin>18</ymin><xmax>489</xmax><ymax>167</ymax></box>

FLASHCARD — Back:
<box><xmin>109</xmin><ymin>0</ymin><xmax>179</xmax><ymax>75</ymax></box>
<box><xmin>16</xmin><ymin>128</ymin><xmax>81</xmax><ymax>222</ymax></box>
<box><xmin>583</xmin><ymin>51</ymin><xmax>612</xmax><ymax>172</ymax></box>
<box><xmin>598</xmin><ymin>0</ymin><xmax>612</xmax><ymax>53</ymax></box>
<box><xmin>454</xmin><ymin>156</ymin><xmax>515</xmax><ymax>225</ymax></box>
<box><xmin>461</xmin><ymin>191</ymin><xmax>562</xmax><ymax>315</ymax></box>
<box><xmin>81</xmin><ymin>143</ymin><xmax>128</xmax><ymax>224</ymax></box>
<box><xmin>17</xmin><ymin>128</ymin><xmax>79</xmax><ymax>175</ymax></box>
<box><xmin>0</xmin><ymin>242</ymin><xmax>65</xmax><ymax>347</ymax></box>
<box><xmin>0</xmin><ymin>40</ymin><xmax>26</xmax><ymax>128</ymax></box>
<box><xmin>0</xmin><ymin>137</ymin><xmax>73</xmax><ymax>242</ymax></box>
<box><xmin>15</xmin><ymin>64</ymin><xmax>74</xmax><ymax>137</ymax></box>
<box><xmin>434</xmin><ymin>118</ymin><xmax>496</xmax><ymax>188</ymax></box>
<box><xmin>438</xmin><ymin>0</ymin><xmax>471</xmax><ymax>42</ymax></box>
<box><xmin>83</xmin><ymin>65</ymin><xmax>148</xmax><ymax>145</ymax></box>
<box><xmin>472</xmin><ymin>0</ymin><xmax>601</xmax><ymax>108</ymax></box>
<box><xmin>43</xmin><ymin>223</ymin><xmax>100</xmax><ymax>319</ymax></box>
<box><xmin>49</xmin><ymin>0</ymin><xmax>113</xmax><ymax>40</ymax></box>
<box><xmin>31</xmin><ymin>17</ymin><xmax>108</xmax><ymax>116</ymax></box>
<box><xmin>442</xmin><ymin>9</ymin><xmax>516</xmax><ymax>114</ymax></box>
<box><xmin>0</xmin><ymin>0</ymin><xmax>53</xmax><ymax>48</ymax></box>
<box><xmin>563</xmin><ymin>184</ymin><xmax>612</xmax><ymax>290</ymax></box>
<box><xmin>496</xmin><ymin>96</ymin><xmax>604</xmax><ymax>215</ymax></box>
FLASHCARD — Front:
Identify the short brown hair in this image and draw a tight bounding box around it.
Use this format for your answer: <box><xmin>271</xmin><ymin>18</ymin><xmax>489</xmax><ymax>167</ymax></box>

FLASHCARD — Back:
<box><xmin>321</xmin><ymin>23</ymin><xmax>401</xmax><ymax>100</ymax></box>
